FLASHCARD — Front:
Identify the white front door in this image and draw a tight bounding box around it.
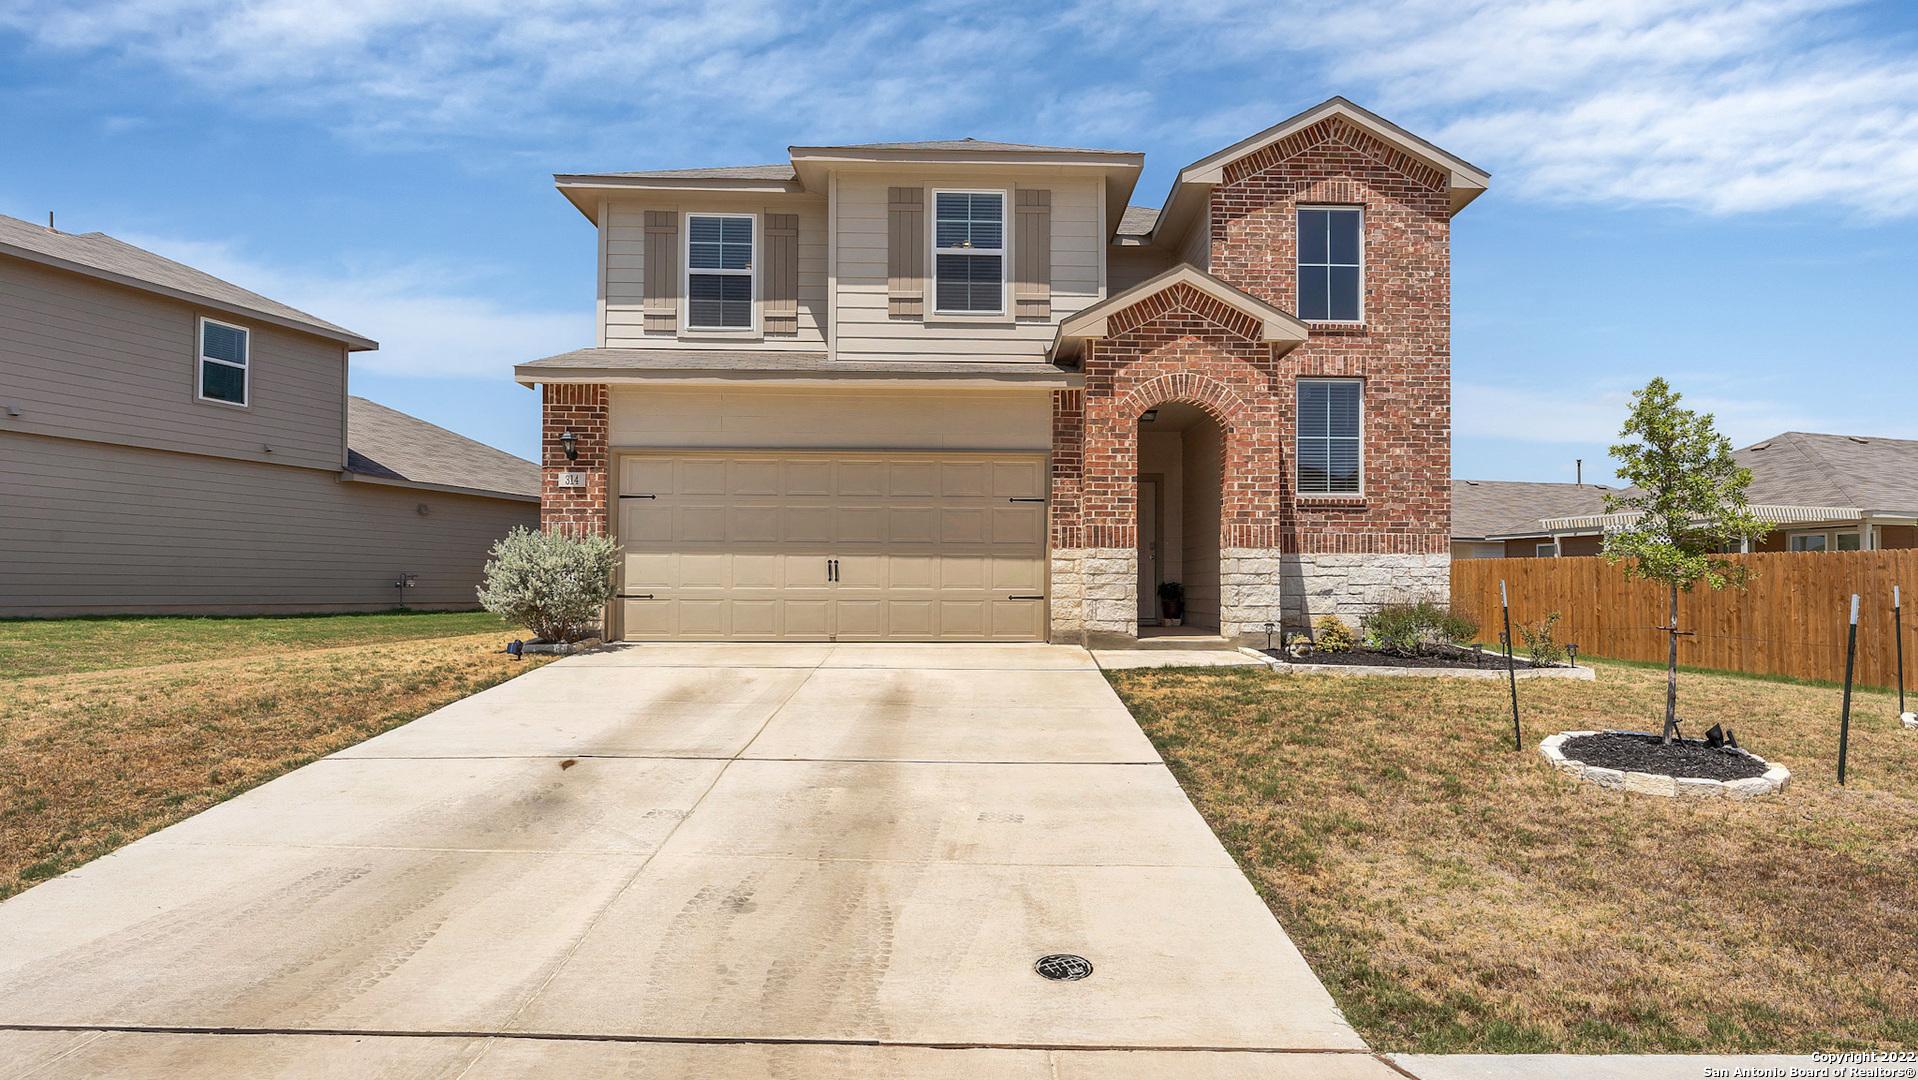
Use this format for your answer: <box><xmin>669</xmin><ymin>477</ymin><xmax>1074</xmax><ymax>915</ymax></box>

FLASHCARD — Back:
<box><xmin>615</xmin><ymin>452</ymin><xmax>1048</xmax><ymax>641</ymax></box>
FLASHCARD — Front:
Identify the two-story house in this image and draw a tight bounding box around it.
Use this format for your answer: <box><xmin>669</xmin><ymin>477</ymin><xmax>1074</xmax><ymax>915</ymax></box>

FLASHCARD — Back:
<box><xmin>0</xmin><ymin>213</ymin><xmax>540</xmax><ymax>616</ymax></box>
<box><xmin>514</xmin><ymin>97</ymin><xmax>1488</xmax><ymax>646</ymax></box>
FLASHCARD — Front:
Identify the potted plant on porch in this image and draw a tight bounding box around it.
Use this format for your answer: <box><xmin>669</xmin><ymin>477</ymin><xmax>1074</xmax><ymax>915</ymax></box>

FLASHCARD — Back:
<box><xmin>1158</xmin><ymin>581</ymin><xmax>1185</xmax><ymax>627</ymax></box>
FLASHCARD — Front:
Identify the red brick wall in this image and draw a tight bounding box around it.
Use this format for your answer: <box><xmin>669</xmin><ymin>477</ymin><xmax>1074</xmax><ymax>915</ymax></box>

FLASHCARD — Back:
<box><xmin>1052</xmin><ymin>116</ymin><xmax>1452</xmax><ymax>557</ymax></box>
<box><xmin>541</xmin><ymin>383</ymin><xmax>609</xmax><ymax>537</ymax></box>
<box><xmin>1207</xmin><ymin>115</ymin><xmax>1451</xmax><ymax>554</ymax></box>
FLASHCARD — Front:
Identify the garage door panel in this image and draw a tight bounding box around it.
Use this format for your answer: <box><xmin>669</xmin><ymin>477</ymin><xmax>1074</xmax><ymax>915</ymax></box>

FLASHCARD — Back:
<box><xmin>617</xmin><ymin>453</ymin><xmax>1046</xmax><ymax>642</ymax></box>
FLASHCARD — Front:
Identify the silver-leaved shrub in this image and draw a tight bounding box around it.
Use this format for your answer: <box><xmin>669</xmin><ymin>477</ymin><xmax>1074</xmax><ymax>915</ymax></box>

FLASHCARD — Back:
<box><xmin>476</xmin><ymin>527</ymin><xmax>620</xmax><ymax>643</ymax></box>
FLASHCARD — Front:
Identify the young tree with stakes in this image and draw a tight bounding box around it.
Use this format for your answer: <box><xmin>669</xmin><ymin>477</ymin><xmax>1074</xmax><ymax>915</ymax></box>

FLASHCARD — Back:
<box><xmin>1601</xmin><ymin>379</ymin><xmax>1765</xmax><ymax>745</ymax></box>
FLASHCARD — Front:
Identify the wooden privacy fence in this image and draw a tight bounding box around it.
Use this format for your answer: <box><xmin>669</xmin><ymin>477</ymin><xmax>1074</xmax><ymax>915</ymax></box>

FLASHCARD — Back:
<box><xmin>1451</xmin><ymin>551</ymin><xmax>1918</xmax><ymax>688</ymax></box>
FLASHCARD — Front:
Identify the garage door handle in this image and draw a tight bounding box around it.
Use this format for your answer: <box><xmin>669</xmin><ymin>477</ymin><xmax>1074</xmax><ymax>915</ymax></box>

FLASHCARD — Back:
<box><xmin>618</xmin><ymin>494</ymin><xmax>657</xmax><ymax>500</ymax></box>
<box><xmin>1008</xmin><ymin>497</ymin><xmax>1047</xmax><ymax>503</ymax></box>
<box><xmin>619</xmin><ymin>594</ymin><xmax>655</xmax><ymax>600</ymax></box>
<box><xmin>1008</xmin><ymin>594</ymin><xmax>1044</xmax><ymax>600</ymax></box>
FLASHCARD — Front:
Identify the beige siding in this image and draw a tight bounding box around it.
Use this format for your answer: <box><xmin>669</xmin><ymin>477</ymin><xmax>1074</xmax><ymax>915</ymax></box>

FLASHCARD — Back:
<box><xmin>603</xmin><ymin>195</ymin><xmax>828</xmax><ymax>348</ymax></box>
<box><xmin>1178</xmin><ymin>203</ymin><xmax>1211</xmax><ymax>272</ymax></box>
<box><xmin>1107</xmin><ymin>247</ymin><xmax>1174</xmax><ymax>294</ymax></box>
<box><xmin>1182</xmin><ymin>418</ymin><xmax>1223</xmax><ymax>630</ymax></box>
<box><xmin>833</xmin><ymin>170</ymin><xmax>1103</xmax><ymax>361</ymax></box>
<box><xmin>0</xmin><ymin>257</ymin><xmax>349</xmax><ymax>472</ymax></box>
<box><xmin>0</xmin><ymin>431</ymin><xmax>538</xmax><ymax>616</ymax></box>
<box><xmin>609</xmin><ymin>386</ymin><xmax>1051</xmax><ymax>451</ymax></box>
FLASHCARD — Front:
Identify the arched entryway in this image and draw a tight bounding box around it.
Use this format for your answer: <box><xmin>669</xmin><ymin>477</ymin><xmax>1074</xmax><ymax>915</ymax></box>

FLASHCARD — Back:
<box><xmin>1136</xmin><ymin>402</ymin><xmax>1224</xmax><ymax>637</ymax></box>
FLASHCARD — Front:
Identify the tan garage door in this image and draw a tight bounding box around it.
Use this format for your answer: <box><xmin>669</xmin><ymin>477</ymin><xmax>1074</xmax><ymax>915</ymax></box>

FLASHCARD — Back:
<box><xmin>616</xmin><ymin>452</ymin><xmax>1048</xmax><ymax>641</ymax></box>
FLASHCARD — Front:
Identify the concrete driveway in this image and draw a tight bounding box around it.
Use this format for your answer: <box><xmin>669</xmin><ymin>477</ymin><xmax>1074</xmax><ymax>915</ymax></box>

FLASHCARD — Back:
<box><xmin>0</xmin><ymin>643</ymin><xmax>1389</xmax><ymax>1078</ymax></box>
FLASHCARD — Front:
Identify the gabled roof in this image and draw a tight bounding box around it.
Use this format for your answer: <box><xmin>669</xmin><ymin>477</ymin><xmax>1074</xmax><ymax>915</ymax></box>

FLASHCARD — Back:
<box><xmin>0</xmin><ymin>213</ymin><xmax>376</xmax><ymax>350</ymax></box>
<box><xmin>1052</xmin><ymin>264</ymin><xmax>1309</xmax><ymax>361</ymax></box>
<box><xmin>345</xmin><ymin>397</ymin><xmax>539</xmax><ymax>501</ymax></box>
<box><xmin>1734</xmin><ymin>432</ymin><xmax>1918</xmax><ymax>513</ymax></box>
<box><xmin>575</xmin><ymin>164</ymin><xmax>798</xmax><ymax>182</ymax></box>
<box><xmin>1116</xmin><ymin>205</ymin><xmax>1160</xmax><ymax>238</ymax></box>
<box><xmin>1452</xmin><ymin>480</ymin><xmax>1617</xmax><ymax>541</ymax></box>
<box><xmin>1178</xmin><ymin>97</ymin><xmax>1489</xmax><ymax>214</ymax></box>
<box><xmin>514</xmin><ymin>348</ymin><xmax>1078</xmax><ymax>388</ymax></box>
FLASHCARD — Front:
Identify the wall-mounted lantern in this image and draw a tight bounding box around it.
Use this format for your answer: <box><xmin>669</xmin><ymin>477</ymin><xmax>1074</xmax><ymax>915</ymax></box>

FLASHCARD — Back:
<box><xmin>559</xmin><ymin>430</ymin><xmax>579</xmax><ymax>462</ymax></box>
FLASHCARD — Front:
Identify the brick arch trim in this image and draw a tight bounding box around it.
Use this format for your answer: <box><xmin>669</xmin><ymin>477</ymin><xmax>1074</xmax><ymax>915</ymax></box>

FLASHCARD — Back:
<box><xmin>1115</xmin><ymin>372</ymin><xmax>1249</xmax><ymax>429</ymax></box>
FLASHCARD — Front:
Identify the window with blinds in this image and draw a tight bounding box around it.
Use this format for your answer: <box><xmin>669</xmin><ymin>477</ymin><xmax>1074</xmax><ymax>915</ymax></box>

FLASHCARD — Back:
<box><xmin>1297</xmin><ymin>207</ymin><xmax>1362</xmax><ymax>322</ymax></box>
<box><xmin>933</xmin><ymin>191</ymin><xmax>1004</xmax><ymax>314</ymax></box>
<box><xmin>197</xmin><ymin>317</ymin><xmax>249</xmax><ymax>406</ymax></box>
<box><xmin>1297</xmin><ymin>379</ymin><xmax>1362</xmax><ymax>494</ymax></box>
<box><xmin>687</xmin><ymin>214</ymin><xmax>754</xmax><ymax>330</ymax></box>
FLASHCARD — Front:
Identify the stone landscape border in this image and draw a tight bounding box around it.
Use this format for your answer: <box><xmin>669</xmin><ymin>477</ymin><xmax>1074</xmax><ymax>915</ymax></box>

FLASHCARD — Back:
<box><xmin>1539</xmin><ymin>730</ymin><xmax>1791</xmax><ymax>799</ymax></box>
<box><xmin>1245</xmin><ymin>649</ymin><xmax>1597</xmax><ymax>681</ymax></box>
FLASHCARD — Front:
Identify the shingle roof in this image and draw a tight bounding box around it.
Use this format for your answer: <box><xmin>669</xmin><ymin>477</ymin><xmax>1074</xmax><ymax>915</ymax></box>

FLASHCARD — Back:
<box><xmin>346</xmin><ymin>397</ymin><xmax>539</xmax><ymax>500</ymax></box>
<box><xmin>570</xmin><ymin>164</ymin><xmax>798</xmax><ymax>181</ymax></box>
<box><xmin>0</xmin><ymin>213</ymin><xmax>374</xmax><ymax>349</ymax></box>
<box><xmin>514</xmin><ymin>348</ymin><xmax>1076</xmax><ymax>384</ymax></box>
<box><xmin>826</xmin><ymin>138</ymin><xmax>1131</xmax><ymax>153</ymax></box>
<box><xmin>1116</xmin><ymin>205</ymin><xmax>1160</xmax><ymax>236</ymax></box>
<box><xmin>1452</xmin><ymin>480</ymin><xmax>1617</xmax><ymax>540</ymax></box>
<box><xmin>1736</xmin><ymin>432</ymin><xmax>1918</xmax><ymax>512</ymax></box>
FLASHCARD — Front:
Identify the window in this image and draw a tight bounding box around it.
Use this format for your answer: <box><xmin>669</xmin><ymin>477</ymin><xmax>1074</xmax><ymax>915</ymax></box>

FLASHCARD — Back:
<box><xmin>1297</xmin><ymin>207</ymin><xmax>1361</xmax><ymax>322</ymax></box>
<box><xmin>686</xmin><ymin>214</ymin><xmax>754</xmax><ymax>330</ymax></box>
<box><xmin>933</xmin><ymin>191</ymin><xmax>1004</xmax><ymax>314</ymax></box>
<box><xmin>1536</xmin><ymin>543</ymin><xmax>1559</xmax><ymax>558</ymax></box>
<box><xmin>1791</xmin><ymin>534</ymin><xmax>1828</xmax><ymax>552</ymax></box>
<box><xmin>1297</xmin><ymin>379</ymin><xmax>1362</xmax><ymax>494</ymax></box>
<box><xmin>1837</xmin><ymin>532</ymin><xmax>1862</xmax><ymax>551</ymax></box>
<box><xmin>198</xmin><ymin>317</ymin><xmax>249</xmax><ymax>406</ymax></box>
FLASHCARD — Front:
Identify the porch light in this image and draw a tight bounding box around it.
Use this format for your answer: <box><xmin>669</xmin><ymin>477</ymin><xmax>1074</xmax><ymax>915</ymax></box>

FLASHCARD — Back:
<box><xmin>1140</xmin><ymin>410</ymin><xmax>1158</xmax><ymax>422</ymax></box>
<box><xmin>559</xmin><ymin>429</ymin><xmax>579</xmax><ymax>461</ymax></box>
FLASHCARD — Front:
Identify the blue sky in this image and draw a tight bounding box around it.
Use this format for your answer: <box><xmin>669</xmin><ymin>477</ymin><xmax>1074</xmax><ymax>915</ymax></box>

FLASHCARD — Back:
<box><xmin>4</xmin><ymin>0</ymin><xmax>1916</xmax><ymax>485</ymax></box>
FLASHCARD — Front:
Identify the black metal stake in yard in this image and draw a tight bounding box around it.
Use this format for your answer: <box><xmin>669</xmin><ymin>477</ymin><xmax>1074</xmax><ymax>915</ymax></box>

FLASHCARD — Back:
<box><xmin>1839</xmin><ymin>593</ymin><xmax>1859</xmax><ymax>787</ymax></box>
<box><xmin>1502</xmin><ymin>579</ymin><xmax>1521</xmax><ymax>751</ymax></box>
<box><xmin>1896</xmin><ymin>585</ymin><xmax>1906</xmax><ymax>718</ymax></box>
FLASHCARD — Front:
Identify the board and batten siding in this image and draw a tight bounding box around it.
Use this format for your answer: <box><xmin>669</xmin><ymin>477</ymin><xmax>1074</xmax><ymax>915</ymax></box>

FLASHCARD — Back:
<box><xmin>602</xmin><ymin>195</ymin><xmax>829</xmax><ymax>348</ymax></box>
<box><xmin>0</xmin><ymin>431</ymin><xmax>538</xmax><ymax>616</ymax></box>
<box><xmin>608</xmin><ymin>386</ymin><xmax>1052</xmax><ymax>451</ymax></box>
<box><xmin>833</xmin><ymin>171</ymin><xmax>1103</xmax><ymax>361</ymax></box>
<box><xmin>0</xmin><ymin>257</ymin><xmax>350</xmax><ymax>472</ymax></box>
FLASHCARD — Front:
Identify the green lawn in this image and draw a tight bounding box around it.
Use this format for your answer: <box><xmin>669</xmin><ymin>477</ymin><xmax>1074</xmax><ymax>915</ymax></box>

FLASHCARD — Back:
<box><xmin>1108</xmin><ymin>658</ymin><xmax>1918</xmax><ymax>1054</ymax></box>
<box><xmin>0</xmin><ymin>610</ymin><xmax>513</xmax><ymax>679</ymax></box>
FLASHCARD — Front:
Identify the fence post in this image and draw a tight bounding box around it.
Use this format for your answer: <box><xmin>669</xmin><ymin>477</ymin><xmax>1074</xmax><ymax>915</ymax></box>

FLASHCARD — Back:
<box><xmin>1502</xmin><ymin>579</ymin><xmax>1521</xmax><ymax>751</ymax></box>
<box><xmin>1896</xmin><ymin>585</ymin><xmax>1908</xmax><ymax>721</ymax></box>
<box><xmin>1839</xmin><ymin>593</ymin><xmax>1859</xmax><ymax>787</ymax></box>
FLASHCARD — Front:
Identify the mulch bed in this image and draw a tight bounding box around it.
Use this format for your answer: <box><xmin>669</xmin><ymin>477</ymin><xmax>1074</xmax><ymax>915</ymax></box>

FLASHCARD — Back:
<box><xmin>1560</xmin><ymin>732</ymin><xmax>1768</xmax><ymax>781</ymax></box>
<box><xmin>1265</xmin><ymin>647</ymin><xmax>1534</xmax><ymax>671</ymax></box>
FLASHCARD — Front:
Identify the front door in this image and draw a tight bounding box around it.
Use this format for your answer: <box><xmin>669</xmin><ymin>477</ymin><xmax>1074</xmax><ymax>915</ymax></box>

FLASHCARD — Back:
<box><xmin>1137</xmin><ymin>477</ymin><xmax>1160</xmax><ymax>624</ymax></box>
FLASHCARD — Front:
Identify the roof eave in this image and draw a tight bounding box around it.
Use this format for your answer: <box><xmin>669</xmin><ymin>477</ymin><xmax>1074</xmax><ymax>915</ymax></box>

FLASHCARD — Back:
<box><xmin>1051</xmin><ymin>264</ymin><xmax>1309</xmax><ymax>361</ymax></box>
<box><xmin>554</xmin><ymin>174</ymin><xmax>809</xmax><ymax>223</ymax></box>
<box><xmin>0</xmin><ymin>240</ymin><xmax>378</xmax><ymax>351</ymax></box>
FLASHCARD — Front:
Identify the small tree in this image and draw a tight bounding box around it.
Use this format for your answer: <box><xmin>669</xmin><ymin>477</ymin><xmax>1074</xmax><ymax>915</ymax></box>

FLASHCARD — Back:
<box><xmin>1601</xmin><ymin>379</ymin><xmax>1764</xmax><ymax>744</ymax></box>
<box><xmin>476</xmin><ymin>527</ymin><xmax>621</xmax><ymax>643</ymax></box>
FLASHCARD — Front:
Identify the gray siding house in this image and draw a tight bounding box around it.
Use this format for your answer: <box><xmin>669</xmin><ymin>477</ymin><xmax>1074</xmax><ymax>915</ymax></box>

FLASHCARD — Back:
<box><xmin>0</xmin><ymin>213</ymin><xmax>539</xmax><ymax>616</ymax></box>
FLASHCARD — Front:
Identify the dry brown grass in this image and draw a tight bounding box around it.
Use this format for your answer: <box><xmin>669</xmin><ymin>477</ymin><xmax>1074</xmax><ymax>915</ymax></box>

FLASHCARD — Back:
<box><xmin>0</xmin><ymin>632</ymin><xmax>552</xmax><ymax>900</ymax></box>
<box><xmin>1107</xmin><ymin>660</ymin><xmax>1918</xmax><ymax>1054</ymax></box>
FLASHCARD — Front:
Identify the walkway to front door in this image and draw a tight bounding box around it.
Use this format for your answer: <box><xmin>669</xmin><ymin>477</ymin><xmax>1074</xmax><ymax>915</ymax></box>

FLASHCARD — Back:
<box><xmin>0</xmin><ymin>643</ymin><xmax>1385</xmax><ymax>1077</ymax></box>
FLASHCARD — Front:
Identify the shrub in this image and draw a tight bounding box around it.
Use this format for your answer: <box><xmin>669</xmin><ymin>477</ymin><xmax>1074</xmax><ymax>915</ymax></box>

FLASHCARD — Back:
<box><xmin>1313</xmin><ymin>615</ymin><xmax>1356</xmax><ymax>652</ymax></box>
<box><xmin>1361</xmin><ymin>598</ymin><xmax>1480</xmax><ymax>657</ymax></box>
<box><xmin>476</xmin><ymin>527</ymin><xmax>621</xmax><ymax>643</ymax></box>
<box><xmin>1518</xmin><ymin>610</ymin><xmax>1567</xmax><ymax>667</ymax></box>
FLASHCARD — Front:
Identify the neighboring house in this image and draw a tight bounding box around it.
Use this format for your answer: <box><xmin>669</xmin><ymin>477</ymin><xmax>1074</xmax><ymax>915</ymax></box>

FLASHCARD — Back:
<box><xmin>1458</xmin><ymin>432</ymin><xmax>1918</xmax><ymax>560</ymax></box>
<box><xmin>0</xmin><ymin>213</ymin><xmax>540</xmax><ymax>616</ymax></box>
<box><xmin>1451</xmin><ymin>480</ymin><xmax>1617</xmax><ymax>559</ymax></box>
<box><xmin>515</xmin><ymin>97</ymin><xmax>1488</xmax><ymax>645</ymax></box>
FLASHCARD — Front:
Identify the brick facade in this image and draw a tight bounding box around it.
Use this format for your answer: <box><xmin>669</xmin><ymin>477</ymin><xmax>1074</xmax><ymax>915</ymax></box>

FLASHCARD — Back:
<box><xmin>1049</xmin><ymin>115</ymin><xmax>1452</xmax><ymax>644</ymax></box>
<box><xmin>540</xmin><ymin>383</ymin><xmax>609</xmax><ymax>537</ymax></box>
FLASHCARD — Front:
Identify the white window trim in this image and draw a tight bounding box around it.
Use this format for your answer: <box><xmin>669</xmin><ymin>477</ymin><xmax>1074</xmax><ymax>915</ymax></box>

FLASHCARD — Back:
<box><xmin>1296</xmin><ymin>204</ymin><xmax>1365</xmax><ymax>325</ymax></box>
<box><xmin>195</xmin><ymin>315</ymin><xmax>250</xmax><ymax>409</ymax></box>
<box><xmin>929</xmin><ymin>188</ymin><xmax>1011</xmax><ymax>321</ymax></box>
<box><xmin>1536</xmin><ymin>542</ymin><xmax>1559</xmax><ymax>558</ymax></box>
<box><xmin>680</xmin><ymin>211</ymin><xmax>760</xmax><ymax>337</ymax></box>
<box><xmin>1296</xmin><ymin>377</ymin><xmax>1365</xmax><ymax>497</ymax></box>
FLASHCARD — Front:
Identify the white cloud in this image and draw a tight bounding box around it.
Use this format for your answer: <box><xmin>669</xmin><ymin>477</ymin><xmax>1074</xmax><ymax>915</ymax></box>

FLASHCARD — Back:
<box><xmin>5</xmin><ymin>0</ymin><xmax>1916</xmax><ymax>213</ymax></box>
<box><xmin>1454</xmin><ymin>381</ymin><xmax>1831</xmax><ymax>446</ymax></box>
<box><xmin>123</xmin><ymin>234</ymin><xmax>588</xmax><ymax>378</ymax></box>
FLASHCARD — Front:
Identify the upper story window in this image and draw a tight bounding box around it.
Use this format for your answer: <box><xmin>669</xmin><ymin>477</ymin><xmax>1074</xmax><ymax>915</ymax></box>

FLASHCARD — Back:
<box><xmin>1297</xmin><ymin>379</ymin><xmax>1362</xmax><ymax>494</ymax></box>
<box><xmin>933</xmin><ymin>191</ymin><xmax>1004</xmax><ymax>314</ymax></box>
<box><xmin>1297</xmin><ymin>207</ymin><xmax>1361</xmax><ymax>322</ymax></box>
<box><xmin>197</xmin><ymin>317</ymin><xmax>249</xmax><ymax>406</ymax></box>
<box><xmin>686</xmin><ymin>214</ymin><xmax>754</xmax><ymax>330</ymax></box>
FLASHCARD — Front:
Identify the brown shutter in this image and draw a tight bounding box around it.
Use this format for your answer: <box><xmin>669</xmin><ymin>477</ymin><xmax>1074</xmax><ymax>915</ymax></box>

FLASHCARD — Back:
<box><xmin>1015</xmin><ymin>189</ymin><xmax>1051</xmax><ymax>319</ymax></box>
<box><xmin>888</xmin><ymin>186</ymin><xmax>924</xmax><ymax>318</ymax></box>
<box><xmin>643</xmin><ymin>211</ymin><xmax>678</xmax><ymax>333</ymax></box>
<box><xmin>765</xmin><ymin>213</ymin><xmax>799</xmax><ymax>336</ymax></box>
